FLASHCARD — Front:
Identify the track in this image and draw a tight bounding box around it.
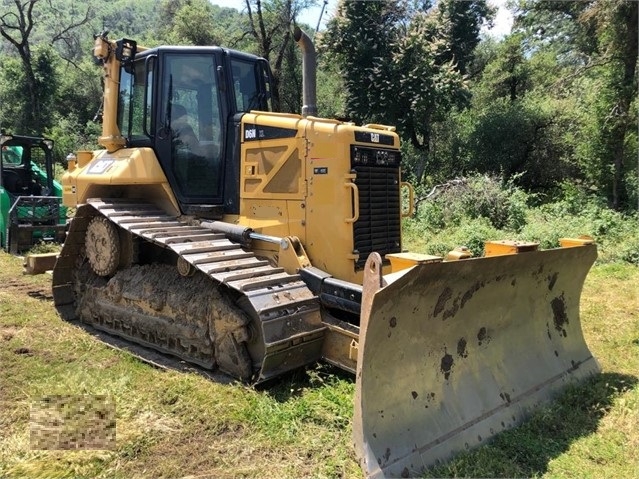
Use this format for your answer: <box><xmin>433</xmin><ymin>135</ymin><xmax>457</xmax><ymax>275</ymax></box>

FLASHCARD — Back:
<box><xmin>52</xmin><ymin>199</ymin><xmax>326</xmax><ymax>383</ymax></box>
<box><xmin>1</xmin><ymin>275</ymin><xmax>231</xmax><ymax>381</ymax></box>
<box><xmin>2</xmin><ymin>278</ymin><xmax>54</xmax><ymax>302</ymax></box>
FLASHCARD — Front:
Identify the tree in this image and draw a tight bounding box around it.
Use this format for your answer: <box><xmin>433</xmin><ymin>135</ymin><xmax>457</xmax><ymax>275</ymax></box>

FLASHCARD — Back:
<box><xmin>437</xmin><ymin>0</ymin><xmax>494</xmax><ymax>75</ymax></box>
<box><xmin>474</xmin><ymin>33</ymin><xmax>532</xmax><ymax>103</ymax></box>
<box><xmin>173</xmin><ymin>0</ymin><xmax>221</xmax><ymax>46</ymax></box>
<box><xmin>585</xmin><ymin>0</ymin><xmax>638</xmax><ymax>209</ymax></box>
<box><xmin>513</xmin><ymin>0</ymin><xmax>638</xmax><ymax>209</ymax></box>
<box><xmin>156</xmin><ymin>0</ymin><xmax>222</xmax><ymax>46</ymax></box>
<box><xmin>513</xmin><ymin>0</ymin><xmax>597</xmax><ymax>64</ymax></box>
<box><xmin>392</xmin><ymin>10</ymin><xmax>470</xmax><ymax>182</ymax></box>
<box><xmin>243</xmin><ymin>0</ymin><xmax>315</xmax><ymax>111</ymax></box>
<box><xmin>0</xmin><ymin>0</ymin><xmax>91</xmax><ymax>132</ymax></box>
<box><xmin>0</xmin><ymin>55</ymin><xmax>28</xmax><ymax>130</ymax></box>
<box><xmin>321</xmin><ymin>0</ymin><xmax>493</xmax><ymax>183</ymax></box>
<box><xmin>320</xmin><ymin>0</ymin><xmax>406</xmax><ymax>125</ymax></box>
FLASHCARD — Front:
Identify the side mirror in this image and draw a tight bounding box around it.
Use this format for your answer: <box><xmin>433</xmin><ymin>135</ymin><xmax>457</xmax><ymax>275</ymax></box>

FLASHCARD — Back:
<box><xmin>115</xmin><ymin>38</ymin><xmax>137</xmax><ymax>65</ymax></box>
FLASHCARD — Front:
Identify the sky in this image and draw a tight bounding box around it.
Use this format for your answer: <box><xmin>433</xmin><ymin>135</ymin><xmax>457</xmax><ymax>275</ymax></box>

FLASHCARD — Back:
<box><xmin>209</xmin><ymin>0</ymin><xmax>335</xmax><ymax>31</ymax></box>
<box><xmin>210</xmin><ymin>0</ymin><xmax>514</xmax><ymax>37</ymax></box>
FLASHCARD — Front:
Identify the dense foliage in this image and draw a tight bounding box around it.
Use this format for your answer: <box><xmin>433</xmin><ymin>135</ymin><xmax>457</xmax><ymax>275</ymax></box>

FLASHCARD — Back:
<box><xmin>319</xmin><ymin>0</ymin><xmax>637</xmax><ymax>211</ymax></box>
<box><xmin>320</xmin><ymin>0</ymin><xmax>494</xmax><ymax>183</ymax></box>
<box><xmin>404</xmin><ymin>173</ymin><xmax>639</xmax><ymax>265</ymax></box>
<box><xmin>0</xmin><ymin>0</ymin><xmax>636</xmax><ymax>215</ymax></box>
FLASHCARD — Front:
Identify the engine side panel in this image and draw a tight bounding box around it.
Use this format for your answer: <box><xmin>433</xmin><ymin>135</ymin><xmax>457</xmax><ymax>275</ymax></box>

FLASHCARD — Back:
<box><xmin>237</xmin><ymin>112</ymin><xmax>402</xmax><ymax>284</ymax></box>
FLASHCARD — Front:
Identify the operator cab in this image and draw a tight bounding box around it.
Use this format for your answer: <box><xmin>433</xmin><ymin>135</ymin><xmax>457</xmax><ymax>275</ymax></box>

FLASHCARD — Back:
<box><xmin>0</xmin><ymin>134</ymin><xmax>55</xmax><ymax>197</ymax></box>
<box><xmin>116</xmin><ymin>42</ymin><xmax>273</xmax><ymax>215</ymax></box>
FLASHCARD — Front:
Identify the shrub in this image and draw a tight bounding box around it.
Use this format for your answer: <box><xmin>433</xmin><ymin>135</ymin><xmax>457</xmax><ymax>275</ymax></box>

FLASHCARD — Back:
<box><xmin>414</xmin><ymin>174</ymin><xmax>530</xmax><ymax>232</ymax></box>
<box><xmin>448</xmin><ymin>218</ymin><xmax>503</xmax><ymax>257</ymax></box>
<box><xmin>618</xmin><ymin>237</ymin><xmax>639</xmax><ymax>266</ymax></box>
<box><xmin>404</xmin><ymin>217</ymin><xmax>503</xmax><ymax>258</ymax></box>
<box><xmin>405</xmin><ymin>177</ymin><xmax>638</xmax><ymax>266</ymax></box>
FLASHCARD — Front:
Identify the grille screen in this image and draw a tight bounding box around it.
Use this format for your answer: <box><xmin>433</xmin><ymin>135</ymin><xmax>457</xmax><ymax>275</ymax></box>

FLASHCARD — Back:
<box><xmin>352</xmin><ymin>165</ymin><xmax>402</xmax><ymax>270</ymax></box>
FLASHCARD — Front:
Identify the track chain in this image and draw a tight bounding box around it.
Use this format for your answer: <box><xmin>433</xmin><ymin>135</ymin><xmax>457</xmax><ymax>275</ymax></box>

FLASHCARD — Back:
<box><xmin>53</xmin><ymin>198</ymin><xmax>325</xmax><ymax>382</ymax></box>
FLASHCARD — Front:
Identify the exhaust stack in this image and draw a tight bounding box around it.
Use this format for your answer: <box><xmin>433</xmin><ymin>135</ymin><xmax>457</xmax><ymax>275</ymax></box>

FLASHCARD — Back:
<box><xmin>293</xmin><ymin>27</ymin><xmax>317</xmax><ymax>117</ymax></box>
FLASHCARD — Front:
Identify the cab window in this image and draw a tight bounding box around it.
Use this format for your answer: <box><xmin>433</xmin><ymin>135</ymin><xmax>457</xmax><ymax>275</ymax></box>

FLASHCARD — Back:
<box><xmin>162</xmin><ymin>53</ymin><xmax>224</xmax><ymax>199</ymax></box>
<box><xmin>231</xmin><ymin>59</ymin><xmax>261</xmax><ymax>112</ymax></box>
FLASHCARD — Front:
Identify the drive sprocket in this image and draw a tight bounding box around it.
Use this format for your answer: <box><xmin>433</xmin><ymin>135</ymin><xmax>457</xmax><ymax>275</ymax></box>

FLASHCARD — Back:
<box><xmin>85</xmin><ymin>215</ymin><xmax>120</xmax><ymax>276</ymax></box>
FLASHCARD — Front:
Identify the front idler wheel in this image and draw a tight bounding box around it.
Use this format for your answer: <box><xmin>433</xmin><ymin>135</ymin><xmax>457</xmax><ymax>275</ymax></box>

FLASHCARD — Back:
<box><xmin>86</xmin><ymin>216</ymin><xmax>120</xmax><ymax>276</ymax></box>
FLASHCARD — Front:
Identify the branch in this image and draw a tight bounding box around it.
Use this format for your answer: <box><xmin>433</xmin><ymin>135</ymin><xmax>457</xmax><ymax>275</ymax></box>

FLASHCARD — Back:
<box><xmin>25</xmin><ymin>0</ymin><xmax>37</xmax><ymax>39</ymax></box>
<box><xmin>47</xmin><ymin>0</ymin><xmax>92</xmax><ymax>45</ymax></box>
<box><xmin>58</xmin><ymin>54</ymin><xmax>84</xmax><ymax>71</ymax></box>
<box><xmin>273</xmin><ymin>30</ymin><xmax>291</xmax><ymax>73</ymax></box>
<box><xmin>229</xmin><ymin>29</ymin><xmax>254</xmax><ymax>48</ymax></box>
<box><xmin>0</xmin><ymin>23</ymin><xmax>21</xmax><ymax>49</ymax></box>
<box><xmin>552</xmin><ymin>56</ymin><xmax>615</xmax><ymax>90</ymax></box>
<box><xmin>414</xmin><ymin>178</ymin><xmax>467</xmax><ymax>210</ymax></box>
<box><xmin>244</xmin><ymin>0</ymin><xmax>259</xmax><ymax>42</ymax></box>
<box><xmin>0</xmin><ymin>1</ymin><xmax>28</xmax><ymax>48</ymax></box>
<box><xmin>256</xmin><ymin>0</ymin><xmax>269</xmax><ymax>58</ymax></box>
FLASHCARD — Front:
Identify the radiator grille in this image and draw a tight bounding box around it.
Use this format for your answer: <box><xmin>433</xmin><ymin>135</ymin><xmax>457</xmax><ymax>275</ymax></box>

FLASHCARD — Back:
<box><xmin>352</xmin><ymin>166</ymin><xmax>401</xmax><ymax>270</ymax></box>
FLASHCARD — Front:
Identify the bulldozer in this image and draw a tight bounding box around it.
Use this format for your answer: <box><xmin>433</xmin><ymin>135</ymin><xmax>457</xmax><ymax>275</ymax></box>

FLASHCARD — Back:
<box><xmin>0</xmin><ymin>133</ymin><xmax>67</xmax><ymax>253</ymax></box>
<box><xmin>52</xmin><ymin>29</ymin><xmax>599</xmax><ymax>477</ymax></box>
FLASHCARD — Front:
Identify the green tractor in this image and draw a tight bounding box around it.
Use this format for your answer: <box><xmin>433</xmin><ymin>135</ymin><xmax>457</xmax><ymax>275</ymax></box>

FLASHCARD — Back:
<box><xmin>0</xmin><ymin>133</ymin><xmax>67</xmax><ymax>253</ymax></box>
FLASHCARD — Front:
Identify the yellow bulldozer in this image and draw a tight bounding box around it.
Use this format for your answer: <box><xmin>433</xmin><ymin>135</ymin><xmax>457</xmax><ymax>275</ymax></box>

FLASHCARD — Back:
<box><xmin>53</xmin><ymin>29</ymin><xmax>599</xmax><ymax>477</ymax></box>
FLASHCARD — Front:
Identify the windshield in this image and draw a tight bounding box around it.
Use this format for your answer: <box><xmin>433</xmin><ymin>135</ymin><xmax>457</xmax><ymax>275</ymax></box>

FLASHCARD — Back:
<box><xmin>1</xmin><ymin>146</ymin><xmax>24</xmax><ymax>165</ymax></box>
<box><xmin>161</xmin><ymin>53</ymin><xmax>225</xmax><ymax>198</ymax></box>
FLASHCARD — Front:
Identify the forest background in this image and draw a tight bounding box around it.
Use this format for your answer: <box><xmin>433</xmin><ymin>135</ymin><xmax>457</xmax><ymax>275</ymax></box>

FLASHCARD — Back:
<box><xmin>0</xmin><ymin>0</ymin><xmax>637</xmax><ymax>262</ymax></box>
<box><xmin>0</xmin><ymin>2</ymin><xmax>637</xmax><ymax>477</ymax></box>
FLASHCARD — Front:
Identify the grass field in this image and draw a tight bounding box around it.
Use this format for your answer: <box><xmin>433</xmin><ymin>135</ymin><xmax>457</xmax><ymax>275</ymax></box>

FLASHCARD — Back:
<box><xmin>1</xmin><ymin>250</ymin><xmax>637</xmax><ymax>478</ymax></box>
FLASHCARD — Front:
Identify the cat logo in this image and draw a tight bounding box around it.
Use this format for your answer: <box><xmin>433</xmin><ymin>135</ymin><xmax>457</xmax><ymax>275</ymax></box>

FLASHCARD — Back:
<box><xmin>87</xmin><ymin>158</ymin><xmax>116</xmax><ymax>175</ymax></box>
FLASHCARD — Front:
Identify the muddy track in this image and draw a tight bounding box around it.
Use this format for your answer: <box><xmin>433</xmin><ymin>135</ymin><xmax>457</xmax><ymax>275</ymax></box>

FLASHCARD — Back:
<box><xmin>1</xmin><ymin>275</ymin><xmax>231</xmax><ymax>380</ymax></box>
<box><xmin>2</xmin><ymin>278</ymin><xmax>54</xmax><ymax>302</ymax></box>
<box><xmin>52</xmin><ymin>199</ymin><xmax>327</xmax><ymax>383</ymax></box>
<box><xmin>69</xmin><ymin>318</ymin><xmax>234</xmax><ymax>383</ymax></box>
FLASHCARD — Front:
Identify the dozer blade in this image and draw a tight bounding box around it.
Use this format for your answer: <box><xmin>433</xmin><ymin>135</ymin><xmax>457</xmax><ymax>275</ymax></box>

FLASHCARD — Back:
<box><xmin>353</xmin><ymin>244</ymin><xmax>599</xmax><ymax>478</ymax></box>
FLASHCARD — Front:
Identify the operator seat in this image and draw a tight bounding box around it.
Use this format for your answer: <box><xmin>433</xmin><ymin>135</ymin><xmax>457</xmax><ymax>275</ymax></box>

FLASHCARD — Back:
<box><xmin>172</xmin><ymin>104</ymin><xmax>198</xmax><ymax>150</ymax></box>
<box><xmin>2</xmin><ymin>168</ymin><xmax>30</xmax><ymax>195</ymax></box>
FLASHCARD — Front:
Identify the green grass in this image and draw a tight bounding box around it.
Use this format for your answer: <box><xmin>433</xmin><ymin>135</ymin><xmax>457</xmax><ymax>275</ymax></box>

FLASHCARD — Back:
<box><xmin>27</xmin><ymin>241</ymin><xmax>63</xmax><ymax>255</ymax></box>
<box><xmin>1</xmin><ymin>250</ymin><xmax>637</xmax><ymax>478</ymax></box>
<box><xmin>0</xmin><ymin>254</ymin><xmax>358</xmax><ymax>478</ymax></box>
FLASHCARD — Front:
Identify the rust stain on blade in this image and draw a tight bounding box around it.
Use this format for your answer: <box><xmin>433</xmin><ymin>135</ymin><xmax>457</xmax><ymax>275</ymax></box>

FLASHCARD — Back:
<box><xmin>440</xmin><ymin>353</ymin><xmax>454</xmax><ymax>380</ymax></box>
<box><xmin>434</xmin><ymin>287</ymin><xmax>452</xmax><ymax>318</ymax></box>
<box><xmin>551</xmin><ymin>293</ymin><xmax>569</xmax><ymax>337</ymax></box>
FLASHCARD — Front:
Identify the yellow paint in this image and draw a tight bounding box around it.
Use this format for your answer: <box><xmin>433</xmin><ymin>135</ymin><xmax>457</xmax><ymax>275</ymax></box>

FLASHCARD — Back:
<box><xmin>233</xmin><ymin>112</ymin><xmax>401</xmax><ymax>284</ymax></box>
<box><xmin>559</xmin><ymin>236</ymin><xmax>595</xmax><ymax>247</ymax></box>
<box><xmin>62</xmin><ymin>147</ymin><xmax>180</xmax><ymax>215</ymax></box>
<box><xmin>67</xmin><ymin>39</ymin><xmax>405</xmax><ymax>286</ymax></box>
<box><xmin>387</xmin><ymin>252</ymin><xmax>442</xmax><ymax>272</ymax></box>
<box><xmin>484</xmin><ymin>240</ymin><xmax>539</xmax><ymax>257</ymax></box>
